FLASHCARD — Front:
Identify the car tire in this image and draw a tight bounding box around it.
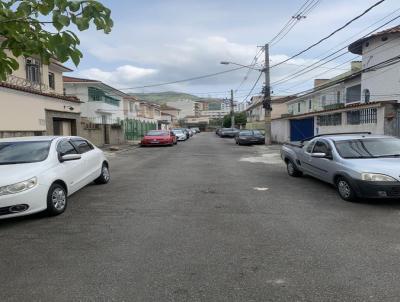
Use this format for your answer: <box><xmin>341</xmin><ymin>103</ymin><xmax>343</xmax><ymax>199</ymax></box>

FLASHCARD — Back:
<box><xmin>95</xmin><ymin>163</ymin><xmax>110</xmax><ymax>184</ymax></box>
<box><xmin>46</xmin><ymin>183</ymin><xmax>67</xmax><ymax>216</ymax></box>
<box><xmin>286</xmin><ymin>160</ymin><xmax>302</xmax><ymax>177</ymax></box>
<box><xmin>336</xmin><ymin>177</ymin><xmax>357</xmax><ymax>202</ymax></box>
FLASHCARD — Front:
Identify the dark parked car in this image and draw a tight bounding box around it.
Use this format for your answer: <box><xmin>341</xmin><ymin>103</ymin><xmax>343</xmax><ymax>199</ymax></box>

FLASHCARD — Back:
<box><xmin>219</xmin><ymin>128</ymin><xmax>240</xmax><ymax>138</ymax></box>
<box><xmin>235</xmin><ymin>130</ymin><xmax>265</xmax><ymax>145</ymax></box>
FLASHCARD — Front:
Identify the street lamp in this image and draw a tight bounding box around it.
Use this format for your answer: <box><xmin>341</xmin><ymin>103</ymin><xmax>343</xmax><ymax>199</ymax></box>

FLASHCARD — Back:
<box><xmin>220</xmin><ymin>61</ymin><xmax>264</xmax><ymax>72</ymax></box>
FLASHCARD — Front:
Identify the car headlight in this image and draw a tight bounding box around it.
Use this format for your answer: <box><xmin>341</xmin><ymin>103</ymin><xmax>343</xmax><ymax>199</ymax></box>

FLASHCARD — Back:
<box><xmin>0</xmin><ymin>177</ymin><xmax>37</xmax><ymax>196</ymax></box>
<box><xmin>361</xmin><ymin>173</ymin><xmax>397</xmax><ymax>182</ymax></box>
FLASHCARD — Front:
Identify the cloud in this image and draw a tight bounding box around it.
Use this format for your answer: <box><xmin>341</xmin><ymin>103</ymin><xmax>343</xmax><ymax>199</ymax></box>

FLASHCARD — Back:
<box><xmin>78</xmin><ymin>65</ymin><xmax>158</xmax><ymax>88</ymax></box>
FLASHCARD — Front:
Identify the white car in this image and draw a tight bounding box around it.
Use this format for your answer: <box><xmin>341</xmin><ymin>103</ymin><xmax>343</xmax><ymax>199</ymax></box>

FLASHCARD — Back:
<box><xmin>171</xmin><ymin>129</ymin><xmax>187</xmax><ymax>141</ymax></box>
<box><xmin>0</xmin><ymin>136</ymin><xmax>110</xmax><ymax>219</ymax></box>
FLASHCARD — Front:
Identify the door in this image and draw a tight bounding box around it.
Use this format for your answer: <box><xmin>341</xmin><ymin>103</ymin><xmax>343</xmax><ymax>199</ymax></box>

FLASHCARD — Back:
<box><xmin>290</xmin><ymin>118</ymin><xmax>314</xmax><ymax>141</ymax></box>
<box><xmin>71</xmin><ymin>139</ymin><xmax>100</xmax><ymax>183</ymax></box>
<box><xmin>309</xmin><ymin>139</ymin><xmax>334</xmax><ymax>182</ymax></box>
<box><xmin>56</xmin><ymin>139</ymin><xmax>87</xmax><ymax>194</ymax></box>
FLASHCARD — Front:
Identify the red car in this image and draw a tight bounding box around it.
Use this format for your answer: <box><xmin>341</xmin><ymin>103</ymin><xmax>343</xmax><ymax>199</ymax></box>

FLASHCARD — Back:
<box><xmin>141</xmin><ymin>130</ymin><xmax>177</xmax><ymax>146</ymax></box>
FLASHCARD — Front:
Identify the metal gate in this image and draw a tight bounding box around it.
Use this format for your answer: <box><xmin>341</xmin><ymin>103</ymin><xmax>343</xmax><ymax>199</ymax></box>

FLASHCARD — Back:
<box><xmin>290</xmin><ymin>118</ymin><xmax>314</xmax><ymax>141</ymax></box>
<box><xmin>124</xmin><ymin>119</ymin><xmax>157</xmax><ymax>141</ymax></box>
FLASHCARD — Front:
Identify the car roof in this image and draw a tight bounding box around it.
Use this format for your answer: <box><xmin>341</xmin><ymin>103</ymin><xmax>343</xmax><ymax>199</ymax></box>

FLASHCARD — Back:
<box><xmin>0</xmin><ymin>136</ymin><xmax>84</xmax><ymax>143</ymax></box>
<box><xmin>319</xmin><ymin>134</ymin><xmax>392</xmax><ymax>142</ymax></box>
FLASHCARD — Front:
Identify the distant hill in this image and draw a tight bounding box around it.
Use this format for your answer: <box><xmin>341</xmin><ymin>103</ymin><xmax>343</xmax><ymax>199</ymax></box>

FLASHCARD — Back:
<box><xmin>130</xmin><ymin>91</ymin><xmax>222</xmax><ymax>104</ymax></box>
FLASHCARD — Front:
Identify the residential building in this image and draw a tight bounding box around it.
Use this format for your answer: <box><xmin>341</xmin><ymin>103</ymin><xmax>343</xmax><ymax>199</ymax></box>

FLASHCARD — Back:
<box><xmin>245</xmin><ymin>95</ymin><xmax>295</xmax><ymax>130</ymax></box>
<box><xmin>0</xmin><ymin>54</ymin><xmax>81</xmax><ymax>137</ymax></box>
<box><xmin>63</xmin><ymin>76</ymin><xmax>126</xmax><ymax>124</ymax></box>
<box><xmin>165</xmin><ymin>99</ymin><xmax>201</xmax><ymax>118</ymax></box>
<box><xmin>271</xmin><ymin>25</ymin><xmax>400</xmax><ymax>143</ymax></box>
<box><xmin>184</xmin><ymin>115</ymin><xmax>209</xmax><ymax>131</ymax></box>
<box><xmin>160</xmin><ymin>105</ymin><xmax>181</xmax><ymax>120</ymax></box>
<box><xmin>123</xmin><ymin>95</ymin><xmax>141</xmax><ymax>119</ymax></box>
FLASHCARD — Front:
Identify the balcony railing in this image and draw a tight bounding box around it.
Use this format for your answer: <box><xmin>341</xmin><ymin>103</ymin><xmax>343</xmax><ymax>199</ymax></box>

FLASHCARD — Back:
<box><xmin>4</xmin><ymin>74</ymin><xmax>49</xmax><ymax>92</ymax></box>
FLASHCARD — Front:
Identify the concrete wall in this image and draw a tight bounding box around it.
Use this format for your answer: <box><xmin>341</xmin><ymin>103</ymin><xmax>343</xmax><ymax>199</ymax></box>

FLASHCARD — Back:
<box><xmin>315</xmin><ymin>106</ymin><xmax>385</xmax><ymax>135</ymax></box>
<box><xmin>0</xmin><ymin>86</ymin><xmax>81</xmax><ymax>132</ymax></box>
<box><xmin>361</xmin><ymin>33</ymin><xmax>400</xmax><ymax>103</ymax></box>
<box><xmin>271</xmin><ymin>119</ymin><xmax>290</xmax><ymax>143</ymax></box>
<box><xmin>80</xmin><ymin>122</ymin><xmax>126</xmax><ymax>147</ymax></box>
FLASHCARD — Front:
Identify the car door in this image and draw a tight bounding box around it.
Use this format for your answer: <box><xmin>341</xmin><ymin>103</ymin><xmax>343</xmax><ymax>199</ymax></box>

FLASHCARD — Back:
<box><xmin>309</xmin><ymin>139</ymin><xmax>334</xmax><ymax>182</ymax></box>
<box><xmin>298</xmin><ymin>140</ymin><xmax>316</xmax><ymax>175</ymax></box>
<box><xmin>56</xmin><ymin>139</ymin><xmax>87</xmax><ymax>194</ymax></box>
<box><xmin>71</xmin><ymin>139</ymin><xmax>100</xmax><ymax>183</ymax></box>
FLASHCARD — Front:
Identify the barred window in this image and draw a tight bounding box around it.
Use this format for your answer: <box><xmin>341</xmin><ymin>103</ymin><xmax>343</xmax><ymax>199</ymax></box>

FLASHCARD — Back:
<box><xmin>347</xmin><ymin>108</ymin><xmax>377</xmax><ymax>125</ymax></box>
<box><xmin>317</xmin><ymin>113</ymin><xmax>342</xmax><ymax>126</ymax></box>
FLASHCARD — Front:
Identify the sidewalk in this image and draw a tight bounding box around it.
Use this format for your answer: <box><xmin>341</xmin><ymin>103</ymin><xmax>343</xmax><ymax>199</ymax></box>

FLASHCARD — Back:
<box><xmin>100</xmin><ymin>141</ymin><xmax>141</xmax><ymax>153</ymax></box>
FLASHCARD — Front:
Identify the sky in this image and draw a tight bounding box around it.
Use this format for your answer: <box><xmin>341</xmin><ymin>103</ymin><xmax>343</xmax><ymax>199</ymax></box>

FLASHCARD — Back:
<box><xmin>66</xmin><ymin>0</ymin><xmax>399</xmax><ymax>101</ymax></box>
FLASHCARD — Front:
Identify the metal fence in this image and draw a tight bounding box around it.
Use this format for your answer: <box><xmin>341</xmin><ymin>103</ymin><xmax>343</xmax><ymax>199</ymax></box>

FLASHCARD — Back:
<box><xmin>123</xmin><ymin>119</ymin><xmax>157</xmax><ymax>141</ymax></box>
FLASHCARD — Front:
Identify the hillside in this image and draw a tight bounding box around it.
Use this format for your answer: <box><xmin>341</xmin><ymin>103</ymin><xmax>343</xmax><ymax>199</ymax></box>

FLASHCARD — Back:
<box><xmin>130</xmin><ymin>91</ymin><xmax>222</xmax><ymax>104</ymax></box>
<box><xmin>130</xmin><ymin>91</ymin><xmax>201</xmax><ymax>104</ymax></box>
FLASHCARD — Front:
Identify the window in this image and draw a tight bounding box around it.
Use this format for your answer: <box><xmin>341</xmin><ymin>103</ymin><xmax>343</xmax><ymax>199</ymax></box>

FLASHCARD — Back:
<box><xmin>321</xmin><ymin>95</ymin><xmax>327</xmax><ymax>107</ymax></box>
<box><xmin>297</xmin><ymin>103</ymin><xmax>301</xmax><ymax>113</ymax></box>
<box><xmin>129</xmin><ymin>102</ymin><xmax>134</xmax><ymax>112</ymax></box>
<box><xmin>26</xmin><ymin>58</ymin><xmax>40</xmax><ymax>84</ymax></box>
<box><xmin>71</xmin><ymin>140</ymin><xmax>93</xmax><ymax>153</ymax></box>
<box><xmin>48</xmin><ymin>72</ymin><xmax>55</xmax><ymax>90</ymax></box>
<box><xmin>336</xmin><ymin>91</ymin><xmax>341</xmax><ymax>103</ymax></box>
<box><xmin>363</xmin><ymin>89</ymin><xmax>370</xmax><ymax>103</ymax></box>
<box><xmin>313</xmin><ymin>140</ymin><xmax>329</xmax><ymax>154</ymax></box>
<box><xmin>0</xmin><ymin>141</ymin><xmax>51</xmax><ymax>164</ymax></box>
<box><xmin>88</xmin><ymin>87</ymin><xmax>104</xmax><ymax>101</ymax></box>
<box><xmin>57</xmin><ymin>140</ymin><xmax>77</xmax><ymax>156</ymax></box>
<box><xmin>346</xmin><ymin>84</ymin><xmax>361</xmax><ymax>103</ymax></box>
<box><xmin>347</xmin><ymin>108</ymin><xmax>377</xmax><ymax>125</ymax></box>
<box><xmin>308</xmin><ymin>100</ymin><xmax>312</xmax><ymax>110</ymax></box>
<box><xmin>305</xmin><ymin>141</ymin><xmax>316</xmax><ymax>153</ymax></box>
<box><xmin>317</xmin><ymin>113</ymin><xmax>342</xmax><ymax>126</ymax></box>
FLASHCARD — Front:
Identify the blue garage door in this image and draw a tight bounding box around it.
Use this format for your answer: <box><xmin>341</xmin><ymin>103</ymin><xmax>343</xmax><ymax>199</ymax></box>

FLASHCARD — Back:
<box><xmin>290</xmin><ymin>118</ymin><xmax>314</xmax><ymax>141</ymax></box>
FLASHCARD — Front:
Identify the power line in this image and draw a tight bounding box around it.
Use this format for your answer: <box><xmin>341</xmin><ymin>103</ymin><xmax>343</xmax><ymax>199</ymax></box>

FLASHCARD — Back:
<box><xmin>270</xmin><ymin>0</ymin><xmax>387</xmax><ymax>69</ymax></box>
<box><xmin>270</xmin><ymin>13</ymin><xmax>400</xmax><ymax>86</ymax></box>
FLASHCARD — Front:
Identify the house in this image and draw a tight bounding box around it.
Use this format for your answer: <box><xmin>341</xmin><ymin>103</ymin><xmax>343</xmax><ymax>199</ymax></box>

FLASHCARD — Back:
<box><xmin>184</xmin><ymin>115</ymin><xmax>209</xmax><ymax>131</ymax></box>
<box><xmin>63</xmin><ymin>76</ymin><xmax>127</xmax><ymax>124</ymax></box>
<box><xmin>245</xmin><ymin>95</ymin><xmax>295</xmax><ymax>130</ymax></box>
<box><xmin>123</xmin><ymin>95</ymin><xmax>141</xmax><ymax>119</ymax></box>
<box><xmin>165</xmin><ymin>99</ymin><xmax>202</xmax><ymax>118</ymax></box>
<box><xmin>0</xmin><ymin>54</ymin><xmax>81</xmax><ymax>137</ymax></box>
<box><xmin>160</xmin><ymin>105</ymin><xmax>180</xmax><ymax>127</ymax></box>
<box><xmin>271</xmin><ymin>25</ymin><xmax>400</xmax><ymax>143</ymax></box>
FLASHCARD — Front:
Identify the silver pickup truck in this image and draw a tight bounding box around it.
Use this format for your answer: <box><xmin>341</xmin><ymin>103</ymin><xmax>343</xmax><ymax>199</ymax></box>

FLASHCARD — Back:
<box><xmin>281</xmin><ymin>133</ymin><xmax>400</xmax><ymax>201</ymax></box>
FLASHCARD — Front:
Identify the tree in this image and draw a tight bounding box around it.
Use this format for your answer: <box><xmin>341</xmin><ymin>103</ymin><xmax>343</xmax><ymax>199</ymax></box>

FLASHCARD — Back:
<box><xmin>223</xmin><ymin>112</ymin><xmax>247</xmax><ymax>128</ymax></box>
<box><xmin>0</xmin><ymin>0</ymin><xmax>113</xmax><ymax>80</ymax></box>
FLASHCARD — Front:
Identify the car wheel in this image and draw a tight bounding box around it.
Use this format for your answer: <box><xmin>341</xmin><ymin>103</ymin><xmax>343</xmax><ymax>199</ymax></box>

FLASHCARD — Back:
<box><xmin>95</xmin><ymin>163</ymin><xmax>110</xmax><ymax>184</ymax></box>
<box><xmin>286</xmin><ymin>160</ymin><xmax>302</xmax><ymax>177</ymax></box>
<box><xmin>46</xmin><ymin>183</ymin><xmax>67</xmax><ymax>216</ymax></box>
<box><xmin>336</xmin><ymin>177</ymin><xmax>357</xmax><ymax>202</ymax></box>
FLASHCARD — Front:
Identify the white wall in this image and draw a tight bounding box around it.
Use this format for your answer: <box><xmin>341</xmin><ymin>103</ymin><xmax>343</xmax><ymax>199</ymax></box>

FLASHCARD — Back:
<box><xmin>271</xmin><ymin>119</ymin><xmax>290</xmax><ymax>143</ymax></box>
<box><xmin>0</xmin><ymin>87</ymin><xmax>80</xmax><ymax>131</ymax></box>
<box><xmin>361</xmin><ymin>33</ymin><xmax>400</xmax><ymax>103</ymax></box>
<box><xmin>64</xmin><ymin>83</ymin><xmax>124</xmax><ymax>123</ymax></box>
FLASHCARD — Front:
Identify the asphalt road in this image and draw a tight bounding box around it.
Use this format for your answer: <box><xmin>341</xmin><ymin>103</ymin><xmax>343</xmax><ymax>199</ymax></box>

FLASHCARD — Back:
<box><xmin>2</xmin><ymin>133</ymin><xmax>400</xmax><ymax>301</ymax></box>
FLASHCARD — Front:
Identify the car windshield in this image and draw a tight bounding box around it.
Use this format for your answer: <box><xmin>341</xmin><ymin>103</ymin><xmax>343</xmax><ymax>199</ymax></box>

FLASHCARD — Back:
<box><xmin>239</xmin><ymin>131</ymin><xmax>253</xmax><ymax>136</ymax></box>
<box><xmin>173</xmin><ymin>130</ymin><xmax>184</xmax><ymax>134</ymax></box>
<box><xmin>0</xmin><ymin>141</ymin><xmax>52</xmax><ymax>165</ymax></box>
<box><xmin>335</xmin><ymin>138</ymin><xmax>400</xmax><ymax>158</ymax></box>
<box><xmin>146</xmin><ymin>131</ymin><xmax>168</xmax><ymax>136</ymax></box>
<box><xmin>253</xmin><ymin>130</ymin><xmax>263</xmax><ymax>135</ymax></box>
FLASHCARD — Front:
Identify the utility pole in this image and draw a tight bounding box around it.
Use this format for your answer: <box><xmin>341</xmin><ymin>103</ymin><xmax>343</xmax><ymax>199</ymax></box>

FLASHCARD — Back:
<box><xmin>262</xmin><ymin>43</ymin><xmax>272</xmax><ymax>145</ymax></box>
<box><xmin>230</xmin><ymin>89</ymin><xmax>235</xmax><ymax>128</ymax></box>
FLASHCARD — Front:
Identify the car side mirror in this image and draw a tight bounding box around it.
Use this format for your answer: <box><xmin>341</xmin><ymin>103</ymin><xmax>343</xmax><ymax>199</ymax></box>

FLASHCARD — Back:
<box><xmin>60</xmin><ymin>154</ymin><xmax>81</xmax><ymax>162</ymax></box>
<box><xmin>311</xmin><ymin>152</ymin><xmax>327</xmax><ymax>158</ymax></box>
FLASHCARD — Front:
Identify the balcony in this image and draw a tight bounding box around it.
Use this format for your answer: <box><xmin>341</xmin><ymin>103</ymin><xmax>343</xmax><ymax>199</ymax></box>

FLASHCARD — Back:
<box><xmin>3</xmin><ymin>74</ymin><xmax>49</xmax><ymax>92</ymax></box>
<box><xmin>88</xmin><ymin>87</ymin><xmax>120</xmax><ymax>107</ymax></box>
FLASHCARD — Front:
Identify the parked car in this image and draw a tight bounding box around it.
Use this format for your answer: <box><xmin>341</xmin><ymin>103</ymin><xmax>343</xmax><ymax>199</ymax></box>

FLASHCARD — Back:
<box><xmin>216</xmin><ymin>128</ymin><xmax>222</xmax><ymax>136</ymax></box>
<box><xmin>235</xmin><ymin>130</ymin><xmax>265</xmax><ymax>145</ymax></box>
<box><xmin>0</xmin><ymin>136</ymin><xmax>109</xmax><ymax>219</ymax></box>
<box><xmin>173</xmin><ymin>128</ymin><xmax>190</xmax><ymax>140</ymax></box>
<box><xmin>191</xmin><ymin>127</ymin><xmax>201</xmax><ymax>133</ymax></box>
<box><xmin>141</xmin><ymin>130</ymin><xmax>177</xmax><ymax>146</ymax></box>
<box><xmin>172</xmin><ymin>129</ymin><xmax>187</xmax><ymax>141</ymax></box>
<box><xmin>219</xmin><ymin>128</ymin><xmax>240</xmax><ymax>138</ymax></box>
<box><xmin>186</xmin><ymin>128</ymin><xmax>194</xmax><ymax>137</ymax></box>
<box><xmin>281</xmin><ymin>133</ymin><xmax>400</xmax><ymax>201</ymax></box>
